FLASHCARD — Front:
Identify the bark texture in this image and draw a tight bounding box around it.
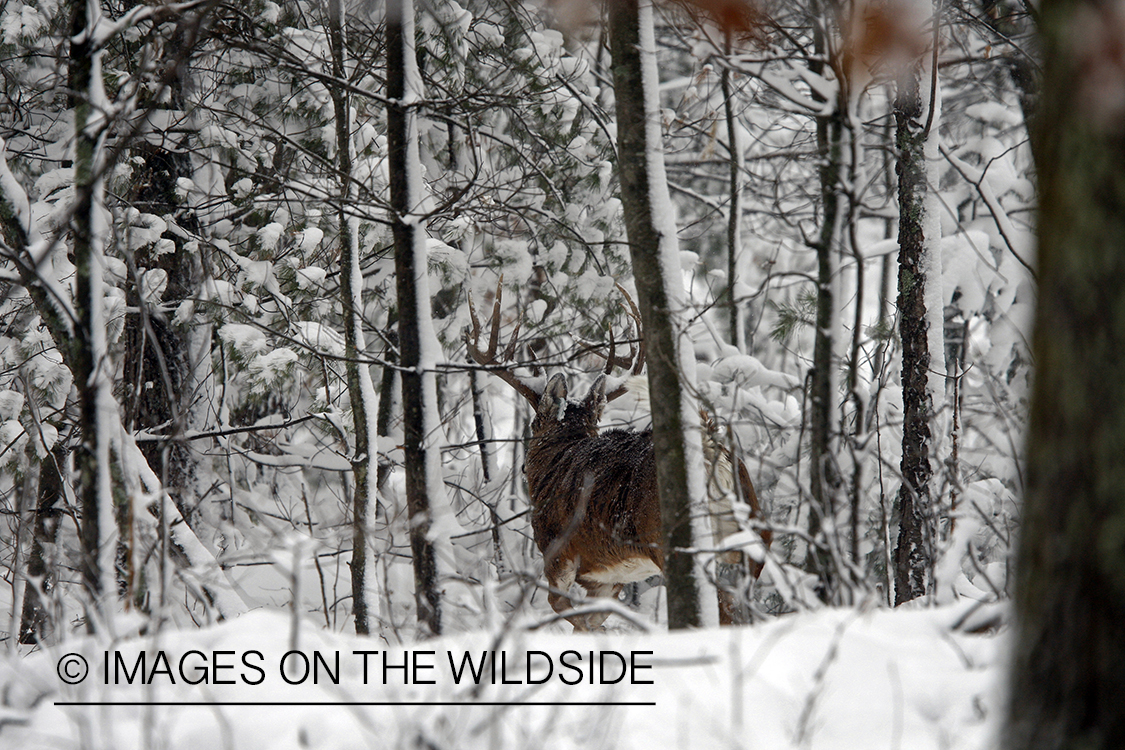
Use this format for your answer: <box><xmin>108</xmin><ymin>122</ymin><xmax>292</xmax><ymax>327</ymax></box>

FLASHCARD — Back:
<box><xmin>387</xmin><ymin>0</ymin><xmax>442</xmax><ymax>637</ymax></box>
<box><xmin>1006</xmin><ymin>1</ymin><xmax>1125</xmax><ymax>747</ymax></box>
<box><xmin>328</xmin><ymin>0</ymin><xmax>372</xmax><ymax>637</ymax></box>
<box><xmin>893</xmin><ymin>64</ymin><xmax>934</xmax><ymax>606</ymax></box>
<box><xmin>70</xmin><ymin>0</ymin><xmax>107</xmax><ymax>606</ymax></box>
<box><xmin>608</xmin><ymin>0</ymin><xmax>702</xmax><ymax>629</ymax></box>
<box><xmin>806</xmin><ymin>7</ymin><xmax>843</xmax><ymax>600</ymax></box>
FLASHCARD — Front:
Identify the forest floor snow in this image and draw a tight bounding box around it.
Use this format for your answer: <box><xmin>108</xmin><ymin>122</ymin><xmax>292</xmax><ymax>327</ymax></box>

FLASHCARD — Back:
<box><xmin>0</xmin><ymin>602</ymin><xmax>1006</xmax><ymax>749</ymax></box>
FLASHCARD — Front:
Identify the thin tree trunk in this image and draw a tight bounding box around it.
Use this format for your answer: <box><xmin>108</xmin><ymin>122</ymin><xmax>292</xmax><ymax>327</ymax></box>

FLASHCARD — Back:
<box><xmin>376</xmin><ymin>328</ymin><xmax>396</xmax><ymax>499</ymax></box>
<box><xmin>329</xmin><ymin>0</ymin><xmax>376</xmax><ymax>637</ymax></box>
<box><xmin>806</xmin><ymin>7</ymin><xmax>843</xmax><ymax>601</ymax></box>
<box><xmin>720</xmin><ymin>29</ymin><xmax>744</xmax><ymax>351</ymax></box>
<box><xmin>71</xmin><ymin>0</ymin><xmax>117</xmax><ymax>615</ymax></box>
<box><xmin>1006</xmin><ymin>1</ymin><xmax>1125</xmax><ymax>747</ymax></box>
<box><xmin>387</xmin><ymin>0</ymin><xmax>443</xmax><ymax>637</ymax></box>
<box><xmin>892</xmin><ymin>46</ymin><xmax>938</xmax><ymax>607</ymax></box>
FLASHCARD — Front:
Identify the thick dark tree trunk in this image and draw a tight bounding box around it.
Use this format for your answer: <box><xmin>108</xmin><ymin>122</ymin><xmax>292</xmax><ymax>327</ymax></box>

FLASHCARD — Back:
<box><xmin>977</xmin><ymin>0</ymin><xmax>1039</xmax><ymax>126</ymax></box>
<box><xmin>608</xmin><ymin>0</ymin><xmax>702</xmax><ymax>629</ymax></box>
<box><xmin>118</xmin><ymin>11</ymin><xmax>210</xmax><ymax>616</ymax></box>
<box><xmin>387</xmin><ymin>0</ymin><xmax>442</xmax><ymax>637</ymax></box>
<box><xmin>122</xmin><ymin>150</ymin><xmax>198</xmax><ymax>536</ymax></box>
<box><xmin>893</xmin><ymin>63</ymin><xmax>933</xmax><ymax>606</ymax></box>
<box><xmin>1006</xmin><ymin>2</ymin><xmax>1125</xmax><ymax>747</ymax></box>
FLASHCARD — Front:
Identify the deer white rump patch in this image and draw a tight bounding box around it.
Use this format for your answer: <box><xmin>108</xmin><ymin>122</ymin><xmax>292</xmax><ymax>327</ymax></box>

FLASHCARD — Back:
<box><xmin>582</xmin><ymin>557</ymin><xmax>661</xmax><ymax>585</ymax></box>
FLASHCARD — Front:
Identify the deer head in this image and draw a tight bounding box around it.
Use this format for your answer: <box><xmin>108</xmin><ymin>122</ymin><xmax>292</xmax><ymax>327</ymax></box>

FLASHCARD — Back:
<box><xmin>533</xmin><ymin>372</ymin><xmax>605</xmax><ymax>438</ymax></box>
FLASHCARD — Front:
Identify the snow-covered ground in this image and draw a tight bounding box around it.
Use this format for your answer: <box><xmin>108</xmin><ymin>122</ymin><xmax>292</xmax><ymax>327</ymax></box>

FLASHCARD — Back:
<box><xmin>1</xmin><ymin>603</ymin><xmax>1006</xmax><ymax>749</ymax></box>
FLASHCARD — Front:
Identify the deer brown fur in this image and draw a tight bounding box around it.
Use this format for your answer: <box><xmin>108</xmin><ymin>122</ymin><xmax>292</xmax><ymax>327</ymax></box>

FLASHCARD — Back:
<box><xmin>465</xmin><ymin>284</ymin><xmax>769</xmax><ymax>630</ymax></box>
<box><xmin>526</xmin><ymin>373</ymin><xmax>770</xmax><ymax>630</ymax></box>
<box><xmin>527</xmin><ymin>373</ymin><xmax>664</xmax><ymax>630</ymax></box>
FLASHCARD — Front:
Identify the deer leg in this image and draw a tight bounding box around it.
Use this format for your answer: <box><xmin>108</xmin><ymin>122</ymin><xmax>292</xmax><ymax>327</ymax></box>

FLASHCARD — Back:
<box><xmin>716</xmin><ymin>554</ymin><xmax>752</xmax><ymax>625</ymax></box>
<box><xmin>572</xmin><ymin>582</ymin><xmax>624</xmax><ymax>631</ymax></box>
<box><xmin>546</xmin><ymin>558</ymin><xmax>582</xmax><ymax>626</ymax></box>
<box><xmin>547</xmin><ymin>560</ymin><xmax>623</xmax><ymax>631</ymax></box>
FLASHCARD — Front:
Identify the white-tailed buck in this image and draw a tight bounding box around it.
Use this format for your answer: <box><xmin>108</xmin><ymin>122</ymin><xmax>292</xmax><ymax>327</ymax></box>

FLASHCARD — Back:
<box><xmin>466</xmin><ymin>284</ymin><xmax>770</xmax><ymax>630</ymax></box>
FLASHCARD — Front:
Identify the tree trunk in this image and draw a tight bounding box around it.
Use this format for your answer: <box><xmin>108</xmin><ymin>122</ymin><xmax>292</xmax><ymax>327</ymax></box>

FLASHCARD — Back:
<box><xmin>387</xmin><ymin>0</ymin><xmax>443</xmax><ymax>637</ymax></box>
<box><xmin>892</xmin><ymin>47</ymin><xmax>938</xmax><ymax>607</ymax></box>
<box><xmin>376</xmin><ymin>327</ymin><xmax>397</xmax><ymax>500</ymax></box>
<box><xmin>805</xmin><ymin>8</ymin><xmax>843</xmax><ymax>601</ymax></box>
<box><xmin>19</xmin><ymin>446</ymin><xmax>66</xmax><ymax>643</ymax></box>
<box><xmin>70</xmin><ymin>0</ymin><xmax>117</xmax><ymax>614</ymax></box>
<box><xmin>608</xmin><ymin>0</ymin><xmax>709</xmax><ymax>629</ymax></box>
<box><xmin>121</xmin><ymin>61</ymin><xmax>201</xmax><ymax>543</ymax></box>
<box><xmin>328</xmin><ymin>0</ymin><xmax>377</xmax><ymax>638</ymax></box>
<box><xmin>1006</xmin><ymin>1</ymin><xmax>1125</xmax><ymax>747</ymax></box>
<box><xmin>720</xmin><ymin>30</ymin><xmax>744</xmax><ymax>351</ymax></box>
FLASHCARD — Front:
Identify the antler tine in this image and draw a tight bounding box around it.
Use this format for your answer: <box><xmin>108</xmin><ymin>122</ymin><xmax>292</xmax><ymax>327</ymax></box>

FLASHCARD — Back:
<box><xmin>600</xmin><ymin>283</ymin><xmax>646</xmax><ymax>402</ymax></box>
<box><xmin>631</xmin><ymin>325</ymin><xmax>646</xmax><ymax>376</ymax></box>
<box><xmin>576</xmin><ymin>327</ymin><xmax>635</xmax><ymax>372</ymax></box>
<box><xmin>464</xmin><ymin>276</ymin><xmax>541</xmax><ymax>408</ymax></box>
<box><xmin>615</xmin><ymin>282</ymin><xmax>646</xmax><ymax>376</ymax></box>
<box><xmin>604</xmin><ymin>382</ymin><xmax>630</xmax><ymax>401</ymax></box>
<box><xmin>467</xmin><ymin>286</ymin><xmax>482</xmax><ymax>344</ymax></box>
<box><xmin>603</xmin><ymin>326</ymin><xmax>616</xmax><ymax>375</ymax></box>
<box><xmin>502</xmin><ymin>318</ymin><xmax>522</xmax><ymax>362</ymax></box>
<box><xmin>486</xmin><ymin>279</ymin><xmax>503</xmax><ymax>361</ymax></box>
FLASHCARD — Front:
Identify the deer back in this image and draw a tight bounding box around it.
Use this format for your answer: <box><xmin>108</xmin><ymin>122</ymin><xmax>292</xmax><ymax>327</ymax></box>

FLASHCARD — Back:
<box><xmin>525</xmin><ymin>373</ymin><xmax>663</xmax><ymax>577</ymax></box>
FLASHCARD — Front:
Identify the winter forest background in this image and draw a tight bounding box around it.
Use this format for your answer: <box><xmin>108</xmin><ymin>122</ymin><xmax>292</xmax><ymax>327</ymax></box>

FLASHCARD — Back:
<box><xmin>1</xmin><ymin>0</ymin><xmax>1113</xmax><ymax>747</ymax></box>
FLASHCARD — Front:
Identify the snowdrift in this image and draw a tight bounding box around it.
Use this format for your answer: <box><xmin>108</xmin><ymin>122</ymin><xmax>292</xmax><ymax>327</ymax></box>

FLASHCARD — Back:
<box><xmin>1</xmin><ymin>604</ymin><xmax>1005</xmax><ymax>749</ymax></box>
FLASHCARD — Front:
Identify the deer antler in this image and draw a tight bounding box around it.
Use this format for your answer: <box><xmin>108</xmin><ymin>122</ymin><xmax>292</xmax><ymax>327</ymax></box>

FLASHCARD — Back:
<box><xmin>575</xmin><ymin>282</ymin><xmax>646</xmax><ymax>376</ymax></box>
<box><xmin>601</xmin><ymin>283</ymin><xmax>646</xmax><ymax>402</ymax></box>
<box><xmin>616</xmin><ymin>282</ymin><xmax>646</xmax><ymax>377</ymax></box>
<box><xmin>464</xmin><ymin>278</ymin><xmax>541</xmax><ymax>408</ymax></box>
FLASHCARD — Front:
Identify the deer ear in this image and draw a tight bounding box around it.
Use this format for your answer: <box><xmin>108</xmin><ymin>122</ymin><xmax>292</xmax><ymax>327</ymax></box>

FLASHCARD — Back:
<box><xmin>538</xmin><ymin>373</ymin><xmax>568</xmax><ymax>422</ymax></box>
<box><xmin>584</xmin><ymin>374</ymin><xmax>608</xmax><ymax>419</ymax></box>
